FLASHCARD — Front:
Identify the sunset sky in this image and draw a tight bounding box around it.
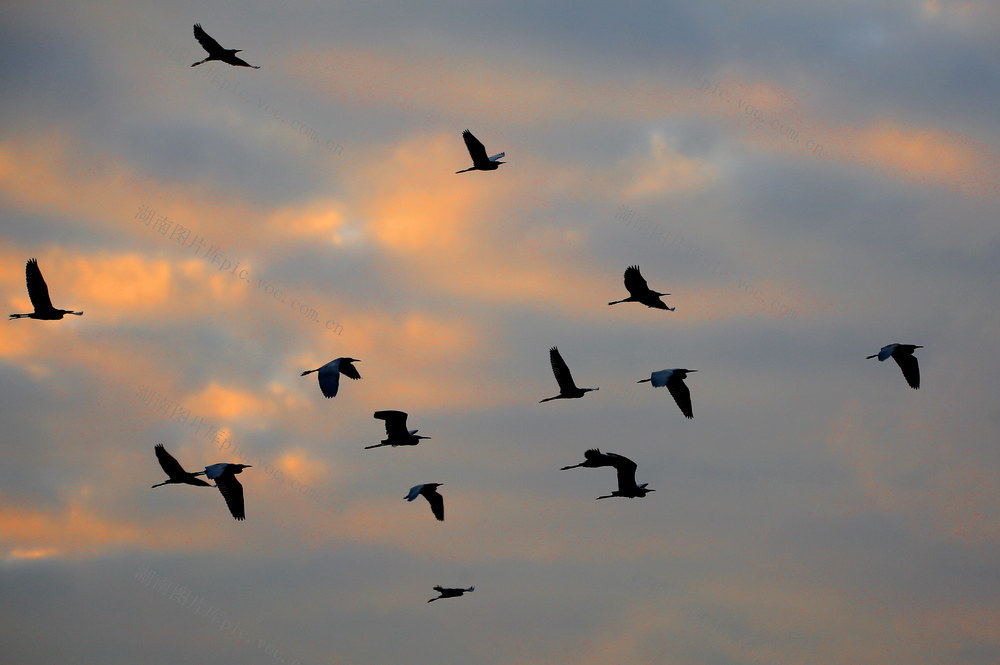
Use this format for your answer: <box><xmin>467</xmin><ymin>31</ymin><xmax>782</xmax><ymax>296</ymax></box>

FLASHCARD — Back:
<box><xmin>2</xmin><ymin>1</ymin><xmax>999</xmax><ymax>664</ymax></box>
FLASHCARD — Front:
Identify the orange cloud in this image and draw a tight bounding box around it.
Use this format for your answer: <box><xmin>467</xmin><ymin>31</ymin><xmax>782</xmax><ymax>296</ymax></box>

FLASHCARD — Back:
<box><xmin>287</xmin><ymin>45</ymin><xmax>1000</xmax><ymax>201</ymax></box>
<box><xmin>189</xmin><ymin>383</ymin><xmax>271</xmax><ymax>421</ymax></box>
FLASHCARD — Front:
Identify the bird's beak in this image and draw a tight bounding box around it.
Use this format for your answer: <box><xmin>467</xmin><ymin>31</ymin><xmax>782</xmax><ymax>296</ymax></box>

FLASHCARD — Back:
<box><xmin>688</xmin><ymin>369</ymin><xmax>698</xmax><ymax>372</ymax></box>
<box><xmin>915</xmin><ymin>345</ymin><xmax>923</xmax><ymax>349</ymax></box>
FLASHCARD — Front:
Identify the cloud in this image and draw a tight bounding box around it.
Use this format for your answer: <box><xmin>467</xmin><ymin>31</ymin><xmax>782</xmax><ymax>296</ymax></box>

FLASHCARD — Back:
<box><xmin>825</xmin><ymin>400</ymin><xmax>1000</xmax><ymax>546</ymax></box>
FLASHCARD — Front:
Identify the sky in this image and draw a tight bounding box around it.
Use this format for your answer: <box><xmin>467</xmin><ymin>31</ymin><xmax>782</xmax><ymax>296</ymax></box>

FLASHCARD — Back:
<box><xmin>1</xmin><ymin>1</ymin><xmax>999</xmax><ymax>663</ymax></box>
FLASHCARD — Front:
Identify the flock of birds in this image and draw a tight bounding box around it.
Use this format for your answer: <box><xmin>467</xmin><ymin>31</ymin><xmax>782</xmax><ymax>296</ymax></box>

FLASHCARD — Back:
<box><xmin>8</xmin><ymin>23</ymin><xmax>925</xmax><ymax>607</ymax></box>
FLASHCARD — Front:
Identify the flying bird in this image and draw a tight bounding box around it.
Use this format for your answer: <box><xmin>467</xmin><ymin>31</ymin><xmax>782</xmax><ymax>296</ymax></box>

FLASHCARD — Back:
<box><xmin>455</xmin><ymin>129</ymin><xmax>505</xmax><ymax>173</ymax></box>
<box><xmin>427</xmin><ymin>586</ymin><xmax>474</xmax><ymax>602</ymax></box>
<box><xmin>591</xmin><ymin>451</ymin><xmax>653</xmax><ymax>500</ymax></box>
<box><xmin>151</xmin><ymin>444</ymin><xmax>211</xmax><ymax>488</ymax></box>
<box><xmin>205</xmin><ymin>462</ymin><xmax>252</xmax><ymax>521</ymax></box>
<box><xmin>406</xmin><ymin>483</ymin><xmax>444</xmax><ymax>521</ymax></box>
<box><xmin>561</xmin><ymin>449</ymin><xmax>652</xmax><ymax>498</ymax></box>
<box><xmin>608</xmin><ymin>265</ymin><xmax>675</xmax><ymax>311</ymax></box>
<box><xmin>300</xmin><ymin>357</ymin><xmax>361</xmax><ymax>398</ymax></box>
<box><xmin>9</xmin><ymin>259</ymin><xmax>83</xmax><ymax>320</ymax></box>
<box><xmin>539</xmin><ymin>346</ymin><xmax>599</xmax><ymax>403</ymax></box>
<box><xmin>867</xmin><ymin>344</ymin><xmax>922</xmax><ymax>389</ymax></box>
<box><xmin>191</xmin><ymin>23</ymin><xmax>260</xmax><ymax>68</ymax></box>
<box><xmin>638</xmin><ymin>369</ymin><xmax>697</xmax><ymax>419</ymax></box>
<box><xmin>366</xmin><ymin>411</ymin><xmax>431</xmax><ymax>449</ymax></box>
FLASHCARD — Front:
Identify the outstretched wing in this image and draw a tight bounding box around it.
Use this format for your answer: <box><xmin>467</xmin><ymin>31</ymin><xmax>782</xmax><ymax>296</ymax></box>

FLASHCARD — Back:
<box><xmin>374</xmin><ymin>410</ymin><xmax>409</xmax><ymax>437</ymax></box>
<box><xmin>623</xmin><ymin>265</ymin><xmax>649</xmax><ymax>298</ymax></box>
<box><xmin>894</xmin><ymin>354</ymin><xmax>920</xmax><ymax>389</ymax></box>
<box><xmin>608</xmin><ymin>453</ymin><xmax>639</xmax><ymax>492</ymax></box>
<box><xmin>488</xmin><ymin>152</ymin><xmax>505</xmax><ymax>162</ymax></box>
<box><xmin>423</xmin><ymin>487</ymin><xmax>444</xmax><ymax>521</ymax></box>
<box><xmin>25</xmin><ymin>259</ymin><xmax>54</xmax><ymax>312</ymax></box>
<box><xmin>549</xmin><ymin>346</ymin><xmax>578</xmax><ymax>393</ymax></box>
<box><xmin>583</xmin><ymin>448</ymin><xmax>616</xmax><ymax>467</ymax></box>
<box><xmin>462</xmin><ymin>130</ymin><xmax>489</xmax><ymax>167</ymax></box>
<box><xmin>405</xmin><ymin>484</ymin><xmax>424</xmax><ymax>501</ymax></box>
<box><xmin>338</xmin><ymin>360</ymin><xmax>362</xmax><ymax>380</ymax></box>
<box><xmin>317</xmin><ymin>364</ymin><xmax>342</xmax><ymax>398</ymax></box>
<box><xmin>667</xmin><ymin>377</ymin><xmax>694</xmax><ymax>419</ymax></box>
<box><xmin>215</xmin><ymin>473</ymin><xmax>246</xmax><ymax>521</ymax></box>
<box><xmin>154</xmin><ymin>444</ymin><xmax>187</xmax><ymax>480</ymax></box>
<box><xmin>193</xmin><ymin>23</ymin><xmax>224</xmax><ymax>56</ymax></box>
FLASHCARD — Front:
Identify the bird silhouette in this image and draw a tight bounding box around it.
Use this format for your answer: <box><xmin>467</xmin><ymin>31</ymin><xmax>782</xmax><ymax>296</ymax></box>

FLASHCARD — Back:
<box><xmin>405</xmin><ymin>483</ymin><xmax>444</xmax><ymax>521</ymax></box>
<box><xmin>638</xmin><ymin>369</ymin><xmax>697</xmax><ymax>419</ymax></box>
<box><xmin>562</xmin><ymin>449</ymin><xmax>652</xmax><ymax>498</ymax></box>
<box><xmin>301</xmin><ymin>357</ymin><xmax>361</xmax><ymax>398</ymax></box>
<box><xmin>366</xmin><ymin>411</ymin><xmax>431</xmax><ymax>449</ymax></box>
<box><xmin>427</xmin><ymin>585</ymin><xmax>474</xmax><ymax>602</ymax></box>
<box><xmin>608</xmin><ymin>265</ymin><xmax>674</xmax><ymax>310</ymax></box>
<box><xmin>539</xmin><ymin>346</ymin><xmax>599</xmax><ymax>403</ymax></box>
<box><xmin>151</xmin><ymin>444</ymin><xmax>211</xmax><ymax>488</ymax></box>
<box><xmin>455</xmin><ymin>130</ymin><xmax>505</xmax><ymax>173</ymax></box>
<box><xmin>578</xmin><ymin>450</ymin><xmax>653</xmax><ymax>500</ymax></box>
<box><xmin>191</xmin><ymin>23</ymin><xmax>260</xmax><ymax>69</ymax></box>
<box><xmin>867</xmin><ymin>344</ymin><xmax>922</xmax><ymax>389</ymax></box>
<box><xmin>9</xmin><ymin>259</ymin><xmax>83</xmax><ymax>320</ymax></box>
<box><xmin>205</xmin><ymin>463</ymin><xmax>251</xmax><ymax>521</ymax></box>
